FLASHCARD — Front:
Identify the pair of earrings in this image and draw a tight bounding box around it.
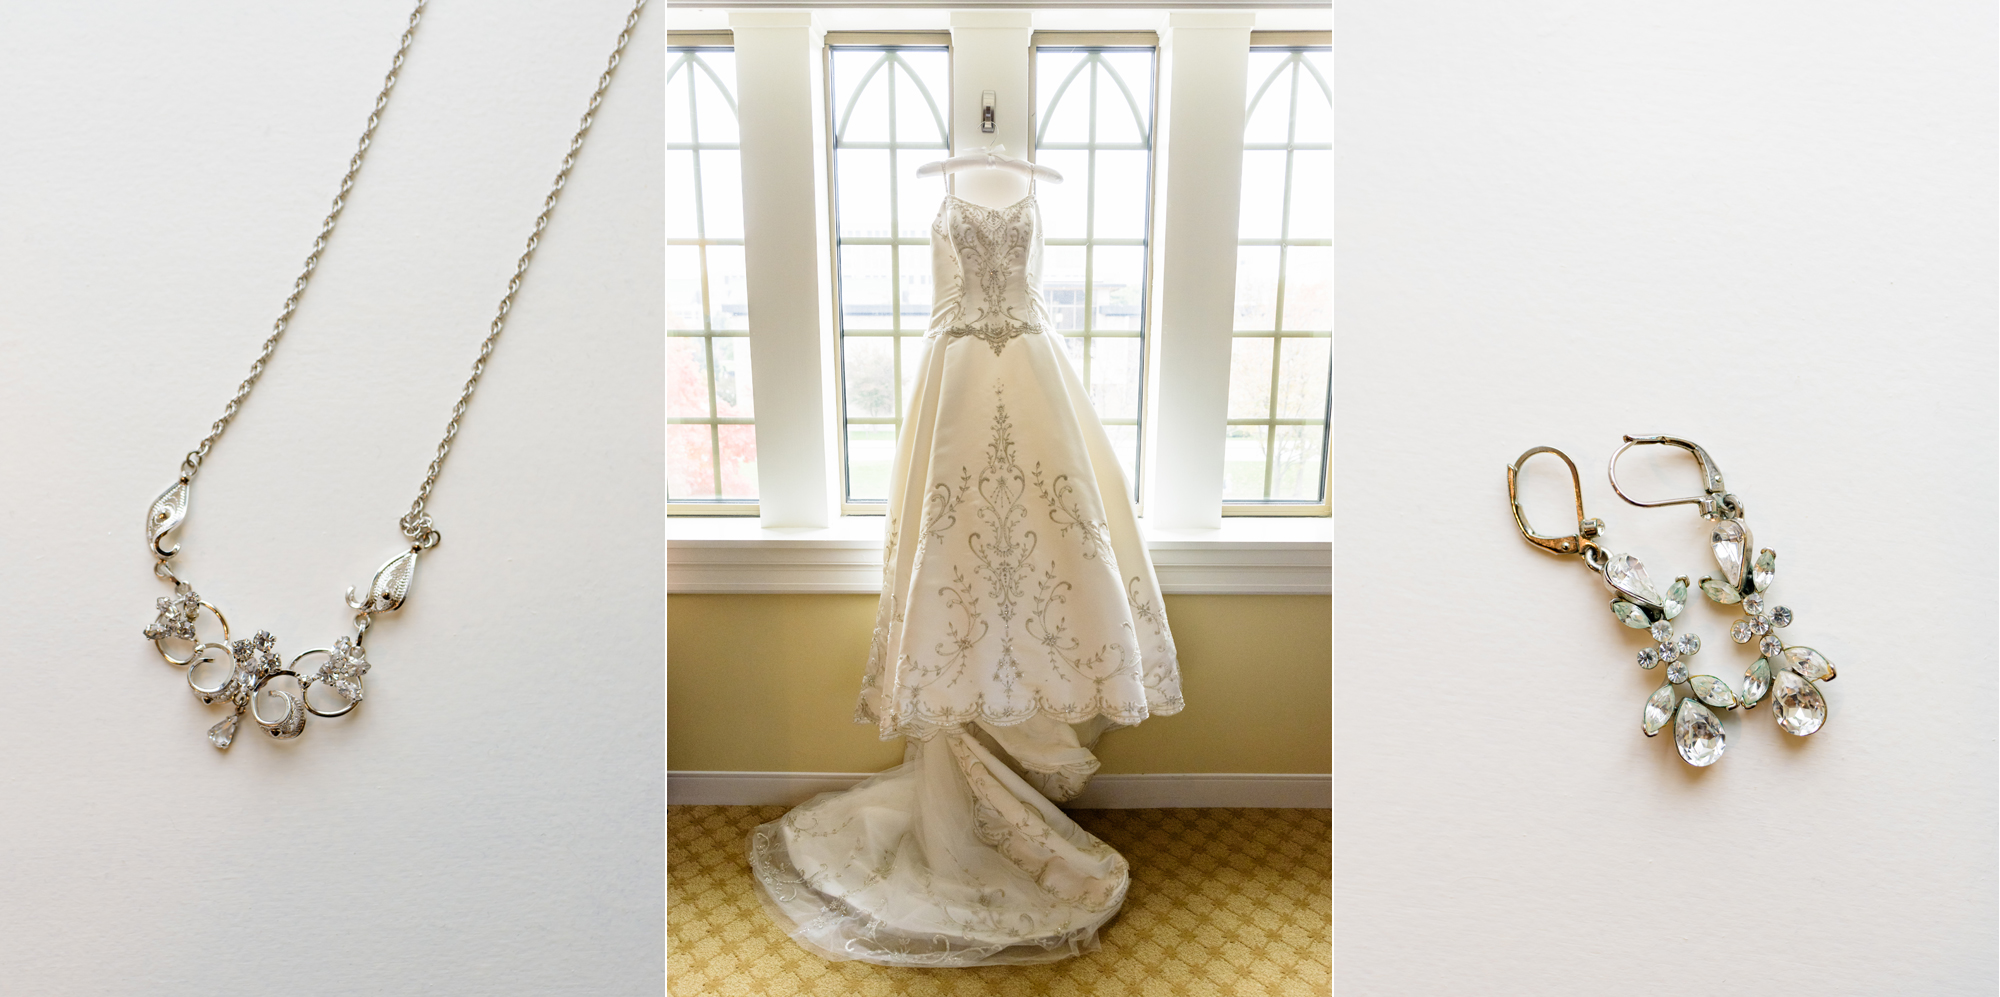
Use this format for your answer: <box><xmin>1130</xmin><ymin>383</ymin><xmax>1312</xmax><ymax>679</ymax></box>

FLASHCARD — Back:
<box><xmin>1507</xmin><ymin>435</ymin><xmax>1839</xmax><ymax>768</ymax></box>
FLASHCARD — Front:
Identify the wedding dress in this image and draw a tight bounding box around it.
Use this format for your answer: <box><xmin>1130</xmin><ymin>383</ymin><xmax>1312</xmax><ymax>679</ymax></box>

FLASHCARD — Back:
<box><xmin>747</xmin><ymin>184</ymin><xmax>1184</xmax><ymax>967</ymax></box>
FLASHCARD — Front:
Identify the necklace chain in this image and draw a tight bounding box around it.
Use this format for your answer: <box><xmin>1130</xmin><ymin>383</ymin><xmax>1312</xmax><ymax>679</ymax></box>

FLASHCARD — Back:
<box><xmin>178</xmin><ymin>0</ymin><xmax>647</xmax><ymax>553</ymax></box>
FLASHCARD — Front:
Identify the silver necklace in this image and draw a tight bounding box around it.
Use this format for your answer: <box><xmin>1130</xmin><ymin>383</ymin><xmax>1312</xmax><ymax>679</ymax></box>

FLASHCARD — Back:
<box><xmin>143</xmin><ymin>0</ymin><xmax>646</xmax><ymax>750</ymax></box>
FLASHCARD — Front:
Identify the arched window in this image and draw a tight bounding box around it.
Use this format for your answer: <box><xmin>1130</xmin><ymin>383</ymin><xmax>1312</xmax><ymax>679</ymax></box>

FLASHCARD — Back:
<box><xmin>668</xmin><ymin>46</ymin><xmax>756</xmax><ymax>507</ymax></box>
<box><xmin>829</xmin><ymin>46</ymin><xmax>952</xmax><ymax>506</ymax></box>
<box><xmin>1033</xmin><ymin>45</ymin><xmax>1157</xmax><ymax>501</ymax></box>
<box><xmin>1226</xmin><ymin>48</ymin><xmax>1331</xmax><ymax>507</ymax></box>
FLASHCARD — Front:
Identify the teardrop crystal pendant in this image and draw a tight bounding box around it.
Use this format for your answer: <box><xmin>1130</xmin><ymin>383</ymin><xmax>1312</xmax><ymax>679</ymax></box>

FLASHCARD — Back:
<box><xmin>1604</xmin><ymin>553</ymin><xmax>1663</xmax><ymax>606</ymax></box>
<box><xmin>208</xmin><ymin>713</ymin><xmax>238</xmax><ymax>750</ymax></box>
<box><xmin>1674</xmin><ymin>698</ymin><xmax>1727</xmax><ymax>766</ymax></box>
<box><xmin>1642</xmin><ymin>682</ymin><xmax>1676</xmax><ymax>737</ymax></box>
<box><xmin>1770</xmin><ymin>669</ymin><xmax>1827</xmax><ymax>736</ymax></box>
<box><xmin>1741</xmin><ymin>657</ymin><xmax>1771</xmax><ymax>709</ymax></box>
<box><xmin>1780</xmin><ymin>646</ymin><xmax>1836</xmax><ymax>682</ymax></box>
<box><xmin>1711</xmin><ymin>520</ymin><xmax>1750</xmax><ymax>588</ymax></box>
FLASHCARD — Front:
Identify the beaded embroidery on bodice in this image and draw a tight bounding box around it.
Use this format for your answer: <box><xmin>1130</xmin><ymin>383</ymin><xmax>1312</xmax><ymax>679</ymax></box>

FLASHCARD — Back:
<box><xmin>928</xmin><ymin>194</ymin><xmax>1048</xmax><ymax>354</ymax></box>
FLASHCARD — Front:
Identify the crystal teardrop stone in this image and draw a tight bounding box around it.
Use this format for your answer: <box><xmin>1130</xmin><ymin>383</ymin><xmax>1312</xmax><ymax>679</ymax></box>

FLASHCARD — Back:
<box><xmin>208</xmin><ymin>713</ymin><xmax>238</xmax><ymax>750</ymax></box>
<box><xmin>1643</xmin><ymin>682</ymin><xmax>1676</xmax><ymax>736</ymax></box>
<box><xmin>1770</xmin><ymin>669</ymin><xmax>1827</xmax><ymax>736</ymax></box>
<box><xmin>1689</xmin><ymin>674</ymin><xmax>1739</xmax><ymax>709</ymax></box>
<box><xmin>1781</xmin><ymin>646</ymin><xmax>1836</xmax><ymax>682</ymax></box>
<box><xmin>1753</xmin><ymin>549</ymin><xmax>1776</xmax><ymax>592</ymax></box>
<box><xmin>1605</xmin><ymin>553</ymin><xmax>1663</xmax><ymax>606</ymax></box>
<box><xmin>1711</xmin><ymin>520</ymin><xmax>1751</xmax><ymax>588</ymax></box>
<box><xmin>1700</xmin><ymin>577</ymin><xmax>1742</xmax><ymax>605</ymax></box>
<box><xmin>1612</xmin><ymin>601</ymin><xmax>1652</xmax><ymax>629</ymax></box>
<box><xmin>1674</xmin><ymin>698</ymin><xmax>1727</xmax><ymax>766</ymax></box>
<box><xmin>1663</xmin><ymin>577</ymin><xmax>1688</xmax><ymax>620</ymax></box>
<box><xmin>1741</xmin><ymin>657</ymin><xmax>1771</xmax><ymax>709</ymax></box>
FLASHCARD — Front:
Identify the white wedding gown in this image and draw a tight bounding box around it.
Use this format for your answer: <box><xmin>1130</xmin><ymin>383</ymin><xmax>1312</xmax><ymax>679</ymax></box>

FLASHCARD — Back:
<box><xmin>746</xmin><ymin>187</ymin><xmax>1185</xmax><ymax>967</ymax></box>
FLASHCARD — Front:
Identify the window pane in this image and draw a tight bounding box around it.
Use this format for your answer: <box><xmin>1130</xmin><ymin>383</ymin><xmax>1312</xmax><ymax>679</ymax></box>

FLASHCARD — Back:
<box><xmin>667</xmin><ymin>337</ymin><xmax>710</xmax><ymax>418</ymax></box>
<box><xmin>1271</xmin><ymin>424</ymin><xmax>1326</xmax><ymax>501</ymax></box>
<box><xmin>667</xmin><ymin>245</ymin><xmax>703</xmax><ymax>330</ymax></box>
<box><xmin>1035</xmin><ymin>151</ymin><xmax>1090</xmax><ymax>239</ymax></box>
<box><xmin>1092</xmin><ymin>151</ymin><xmax>1149</xmax><ymax>238</ymax></box>
<box><xmin>894</xmin><ymin>64</ymin><xmax>948</xmax><ymax>146</ymax></box>
<box><xmin>1091</xmin><ymin>246</ymin><xmax>1145</xmax><ymax>332</ymax></box>
<box><xmin>843</xmin><ymin>336</ymin><xmax>895</xmax><ymax>418</ymax></box>
<box><xmin>1287</xmin><ymin>151</ymin><xmax>1331</xmax><ymax>239</ymax></box>
<box><xmin>667</xmin><ymin>151</ymin><xmax>698</xmax><ymax>239</ymax></box>
<box><xmin>1089</xmin><ymin>337</ymin><xmax>1141</xmax><ymax>420</ymax></box>
<box><xmin>1281</xmin><ymin>247</ymin><xmax>1331</xmax><ymax>331</ymax></box>
<box><xmin>717</xmin><ymin>425</ymin><xmax>759</xmax><ymax>500</ymax></box>
<box><xmin>1244</xmin><ymin>62</ymin><xmax>1294</xmax><ymax>145</ymax></box>
<box><xmin>1238</xmin><ymin>151</ymin><xmax>1287</xmax><ymax>240</ymax></box>
<box><xmin>667</xmin><ymin>424</ymin><xmax>716</xmax><ymax>500</ymax></box>
<box><xmin>1228</xmin><ymin>337</ymin><xmax>1275</xmax><ymax>419</ymax></box>
<box><xmin>1093</xmin><ymin>62</ymin><xmax>1146</xmax><ymax>145</ymax></box>
<box><xmin>896</xmin><ymin>151</ymin><xmax>946</xmax><ymax>239</ymax></box>
<box><xmin>1223</xmin><ymin>426</ymin><xmax>1268</xmax><ymax>501</ymax></box>
<box><xmin>836</xmin><ymin>148</ymin><xmax>891</xmax><ymax>238</ymax></box>
<box><xmin>1294</xmin><ymin>66</ymin><xmax>1331</xmax><ymax>144</ymax></box>
<box><xmin>1038</xmin><ymin>58</ymin><xmax>1092</xmax><ymax>144</ymax></box>
<box><xmin>1233</xmin><ymin>246</ymin><xmax>1279</xmax><ymax>330</ymax></box>
<box><xmin>711</xmin><ymin>337</ymin><xmax>755</xmax><ymax>418</ymax></box>
<box><xmin>1275</xmin><ymin>337</ymin><xmax>1330</xmax><ymax>420</ymax></box>
<box><xmin>691</xmin><ymin>56</ymin><xmax>739</xmax><ymax>144</ymax></box>
<box><xmin>698</xmin><ymin>150</ymin><xmax>742</xmax><ymax>240</ymax></box>
<box><xmin>838</xmin><ymin>63</ymin><xmax>892</xmax><ymax>142</ymax></box>
<box><xmin>840</xmin><ymin>245</ymin><xmax>893</xmax><ymax>329</ymax></box>
<box><xmin>667</xmin><ymin>66</ymin><xmax>693</xmax><ymax>145</ymax></box>
<box><xmin>706</xmin><ymin>245</ymin><xmax>749</xmax><ymax>330</ymax></box>
<box><xmin>1044</xmin><ymin>247</ymin><xmax>1086</xmax><ymax>330</ymax></box>
<box><xmin>846</xmin><ymin>424</ymin><xmax>896</xmax><ymax>503</ymax></box>
<box><xmin>899</xmin><ymin>245</ymin><xmax>934</xmax><ymax>327</ymax></box>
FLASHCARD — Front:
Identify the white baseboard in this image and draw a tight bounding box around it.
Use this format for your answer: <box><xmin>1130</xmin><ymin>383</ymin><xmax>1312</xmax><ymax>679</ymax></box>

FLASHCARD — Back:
<box><xmin>668</xmin><ymin>770</ymin><xmax>1330</xmax><ymax>809</ymax></box>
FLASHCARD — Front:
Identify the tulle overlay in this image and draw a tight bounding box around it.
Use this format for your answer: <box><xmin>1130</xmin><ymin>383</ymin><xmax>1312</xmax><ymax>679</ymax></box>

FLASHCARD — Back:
<box><xmin>747</xmin><ymin>193</ymin><xmax>1182</xmax><ymax>967</ymax></box>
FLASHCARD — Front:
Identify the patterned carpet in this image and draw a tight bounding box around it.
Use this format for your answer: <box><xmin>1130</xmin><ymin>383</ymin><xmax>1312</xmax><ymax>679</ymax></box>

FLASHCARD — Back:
<box><xmin>668</xmin><ymin>805</ymin><xmax>1331</xmax><ymax>996</ymax></box>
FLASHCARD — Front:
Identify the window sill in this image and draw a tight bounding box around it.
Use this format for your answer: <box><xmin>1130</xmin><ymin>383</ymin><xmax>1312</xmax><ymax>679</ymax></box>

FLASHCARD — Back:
<box><xmin>667</xmin><ymin>516</ymin><xmax>1329</xmax><ymax>595</ymax></box>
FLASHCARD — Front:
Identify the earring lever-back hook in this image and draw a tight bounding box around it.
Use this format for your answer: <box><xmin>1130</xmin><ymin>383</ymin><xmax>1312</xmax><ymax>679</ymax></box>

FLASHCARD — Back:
<box><xmin>1507</xmin><ymin>446</ymin><xmax>1604</xmax><ymax>562</ymax></box>
<box><xmin>1608</xmin><ymin>435</ymin><xmax>1741</xmax><ymax>520</ymax></box>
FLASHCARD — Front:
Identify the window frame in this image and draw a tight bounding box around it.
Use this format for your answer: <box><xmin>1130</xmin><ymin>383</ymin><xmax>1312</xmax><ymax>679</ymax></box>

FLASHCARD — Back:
<box><xmin>1223</xmin><ymin>33</ymin><xmax>1331</xmax><ymax>518</ymax></box>
<box><xmin>821</xmin><ymin>32</ymin><xmax>954</xmax><ymax>517</ymax></box>
<box><xmin>1028</xmin><ymin>32</ymin><xmax>1162</xmax><ymax>509</ymax></box>
<box><xmin>668</xmin><ymin>35</ymin><xmax>758</xmax><ymax>517</ymax></box>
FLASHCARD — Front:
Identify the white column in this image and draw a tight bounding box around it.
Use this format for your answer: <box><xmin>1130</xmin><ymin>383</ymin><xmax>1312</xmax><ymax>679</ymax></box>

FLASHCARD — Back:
<box><xmin>1145</xmin><ymin>14</ymin><xmax>1254</xmax><ymax>530</ymax></box>
<box><xmin>948</xmin><ymin>12</ymin><xmax>1034</xmax><ymax>206</ymax></box>
<box><xmin>732</xmin><ymin>12</ymin><xmax>839</xmax><ymax>527</ymax></box>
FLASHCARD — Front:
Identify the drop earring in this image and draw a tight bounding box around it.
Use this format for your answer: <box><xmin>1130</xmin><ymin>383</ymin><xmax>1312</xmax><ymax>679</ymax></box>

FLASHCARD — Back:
<box><xmin>1609</xmin><ymin>435</ymin><xmax>1836</xmax><ymax>738</ymax></box>
<box><xmin>1508</xmin><ymin>447</ymin><xmax>1739</xmax><ymax>767</ymax></box>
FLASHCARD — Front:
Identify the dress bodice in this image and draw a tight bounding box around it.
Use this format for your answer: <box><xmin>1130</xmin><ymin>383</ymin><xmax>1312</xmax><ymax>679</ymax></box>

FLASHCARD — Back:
<box><xmin>927</xmin><ymin>194</ymin><xmax>1049</xmax><ymax>353</ymax></box>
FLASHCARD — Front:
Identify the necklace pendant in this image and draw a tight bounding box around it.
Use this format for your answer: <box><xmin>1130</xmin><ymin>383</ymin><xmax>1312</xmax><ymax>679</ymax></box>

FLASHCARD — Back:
<box><xmin>348</xmin><ymin>549</ymin><xmax>419</xmax><ymax>614</ymax></box>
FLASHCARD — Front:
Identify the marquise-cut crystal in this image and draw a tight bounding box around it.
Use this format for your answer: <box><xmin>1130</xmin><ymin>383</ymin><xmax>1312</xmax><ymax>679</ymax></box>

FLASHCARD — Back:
<box><xmin>1649</xmin><ymin>620</ymin><xmax>1673</xmax><ymax>643</ymax></box>
<box><xmin>1771</xmin><ymin>606</ymin><xmax>1793</xmax><ymax>628</ymax></box>
<box><xmin>1741</xmin><ymin>657</ymin><xmax>1771</xmax><ymax>709</ymax></box>
<box><xmin>1730</xmin><ymin>620</ymin><xmax>1753</xmax><ymax>644</ymax></box>
<box><xmin>1605</xmin><ymin>553</ymin><xmax>1663</xmax><ymax>606</ymax></box>
<box><xmin>208</xmin><ymin>714</ymin><xmax>238</xmax><ymax>750</ymax></box>
<box><xmin>1611</xmin><ymin>601</ymin><xmax>1652</xmax><ymax>629</ymax></box>
<box><xmin>1666</xmin><ymin>660</ymin><xmax>1688</xmax><ymax>684</ymax></box>
<box><xmin>1700</xmin><ymin>577</ymin><xmax>1742</xmax><ymax>605</ymax></box>
<box><xmin>1677</xmin><ymin>633</ymin><xmax>1701</xmax><ymax>656</ymax></box>
<box><xmin>1674</xmin><ymin>698</ymin><xmax>1727</xmax><ymax>766</ymax></box>
<box><xmin>1689</xmin><ymin>674</ymin><xmax>1739</xmax><ymax>709</ymax></box>
<box><xmin>1753</xmin><ymin>549</ymin><xmax>1776</xmax><ymax>593</ymax></box>
<box><xmin>1742</xmin><ymin>593</ymin><xmax>1764</xmax><ymax>616</ymax></box>
<box><xmin>1711</xmin><ymin>521</ymin><xmax>1750</xmax><ymax>587</ymax></box>
<box><xmin>1759</xmin><ymin>636</ymin><xmax>1783</xmax><ymax>658</ymax></box>
<box><xmin>1770</xmin><ymin>669</ymin><xmax>1826</xmax><ymax>736</ymax></box>
<box><xmin>1780</xmin><ymin>646</ymin><xmax>1835</xmax><ymax>682</ymax></box>
<box><xmin>1643</xmin><ymin>682</ymin><xmax>1676</xmax><ymax>736</ymax></box>
<box><xmin>1637</xmin><ymin>647</ymin><xmax>1659</xmax><ymax>669</ymax></box>
<box><xmin>1663</xmin><ymin>578</ymin><xmax>1688</xmax><ymax>620</ymax></box>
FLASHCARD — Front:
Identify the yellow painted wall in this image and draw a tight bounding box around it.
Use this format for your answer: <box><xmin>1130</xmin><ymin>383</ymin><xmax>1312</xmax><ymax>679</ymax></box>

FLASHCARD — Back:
<box><xmin>667</xmin><ymin>594</ymin><xmax>1330</xmax><ymax>774</ymax></box>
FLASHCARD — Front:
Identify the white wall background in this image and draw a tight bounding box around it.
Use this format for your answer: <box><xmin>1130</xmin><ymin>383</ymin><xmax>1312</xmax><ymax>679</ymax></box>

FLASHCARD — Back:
<box><xmin>1336</xmin><ymin>2</ymin><xmax>1996</xmax><ymax>994</ymax></box>
<box><xmin>0</xmin><ymin>2</ymin><xmax>662</xmax><ymax>994</ymax></box>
